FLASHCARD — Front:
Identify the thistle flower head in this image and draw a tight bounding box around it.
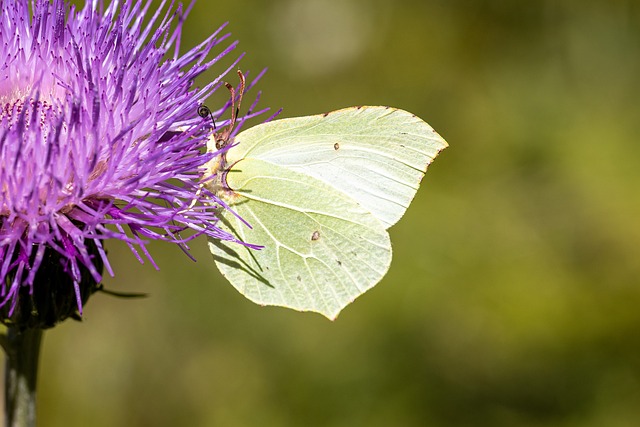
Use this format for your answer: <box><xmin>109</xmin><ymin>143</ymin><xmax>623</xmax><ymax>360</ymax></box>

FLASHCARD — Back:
<box><xmin>0</xmin><ymin>0</ymin><xmax>258</xmax><ymax>328</ymax></box>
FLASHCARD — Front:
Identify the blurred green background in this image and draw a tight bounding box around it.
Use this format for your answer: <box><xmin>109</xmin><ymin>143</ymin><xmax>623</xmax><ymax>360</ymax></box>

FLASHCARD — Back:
<box><xmin>35</xmin><ymin>0</ymin><xmax>640</xmax><ymax>426</ymax></box>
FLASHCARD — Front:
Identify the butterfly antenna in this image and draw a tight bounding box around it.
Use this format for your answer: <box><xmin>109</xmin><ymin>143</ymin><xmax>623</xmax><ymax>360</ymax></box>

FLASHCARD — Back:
<box><xmin>234</xmin><ymin>69</ymin><xmax>246</xmax><ymax>127</ymax></box>
<box><xmin>214</xmin><ymin>70</ymin><xmax>247</xmax><ymax>149</ymax></box>
<box><xmin>223</xmin><ymin>81</ymin><xmax>237</xmax><ymax>134</ymax></box>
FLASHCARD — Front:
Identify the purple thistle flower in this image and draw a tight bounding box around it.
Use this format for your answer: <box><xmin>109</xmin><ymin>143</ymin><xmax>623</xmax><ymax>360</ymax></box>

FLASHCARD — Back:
<box><xmin>0</xmin><ymin>0</ymin><xmax>260</xmax><ymax>328</ymax></box>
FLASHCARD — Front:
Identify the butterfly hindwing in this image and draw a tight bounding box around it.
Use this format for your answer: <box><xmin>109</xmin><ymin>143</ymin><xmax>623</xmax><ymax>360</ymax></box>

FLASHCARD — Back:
<box><xmin>209</xmin><ymin>158</ymin><xmax>391</xmax><ymax>320</ymax></box>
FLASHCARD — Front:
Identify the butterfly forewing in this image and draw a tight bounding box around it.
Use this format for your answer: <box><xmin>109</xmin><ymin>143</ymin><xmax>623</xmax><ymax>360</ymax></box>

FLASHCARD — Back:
<box><xmin>227</xmin><ymin>106</ymin><xmax>448</xmax><ymax>229</ymax></box>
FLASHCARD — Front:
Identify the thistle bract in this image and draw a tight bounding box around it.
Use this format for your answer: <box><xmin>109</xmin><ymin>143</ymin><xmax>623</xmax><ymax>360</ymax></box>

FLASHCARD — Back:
<box><xmin>0</xmin><ymin>0</ymin><xmax>246</xmax><ymax>328</ymax></box>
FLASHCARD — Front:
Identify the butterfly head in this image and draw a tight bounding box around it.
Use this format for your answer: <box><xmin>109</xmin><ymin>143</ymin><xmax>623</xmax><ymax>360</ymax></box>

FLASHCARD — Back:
<box><xmin>200</xmin><ymin>70</ymin><xmax>246</xmax><ymax>152</ymax></box>
<box><xmin>200</xmin><ymin>70</ymin><xmax>247</xmax><ymax>198</ymax></box>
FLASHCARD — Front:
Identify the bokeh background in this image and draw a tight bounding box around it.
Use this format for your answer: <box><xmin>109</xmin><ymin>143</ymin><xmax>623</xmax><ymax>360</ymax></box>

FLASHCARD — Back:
<box><xmin>28</xmin><ymin>0</ymin><xmax>640</xmax><ymax>426</ymax></box>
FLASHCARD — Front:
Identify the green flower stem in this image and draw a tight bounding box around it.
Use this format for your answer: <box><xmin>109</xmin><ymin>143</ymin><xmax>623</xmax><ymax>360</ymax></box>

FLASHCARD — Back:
<box><xmin>3</xmin><ymin>327</ymin><xmax>43</xmax><ymax>427</ymax></box>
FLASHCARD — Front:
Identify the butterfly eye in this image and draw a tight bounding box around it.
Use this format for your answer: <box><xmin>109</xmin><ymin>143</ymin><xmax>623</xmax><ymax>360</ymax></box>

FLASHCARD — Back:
<box><xmin>215</xmin><ymin>134</ymin><xmax>226</xmax><ymax>150</ymax></box>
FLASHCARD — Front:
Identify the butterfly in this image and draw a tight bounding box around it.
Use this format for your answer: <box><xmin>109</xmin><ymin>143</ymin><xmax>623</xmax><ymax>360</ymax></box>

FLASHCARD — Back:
<box><xmin>202</xmin><ymin>71</ymin><xmax>447</xmax><ymax>319</ymax></box>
